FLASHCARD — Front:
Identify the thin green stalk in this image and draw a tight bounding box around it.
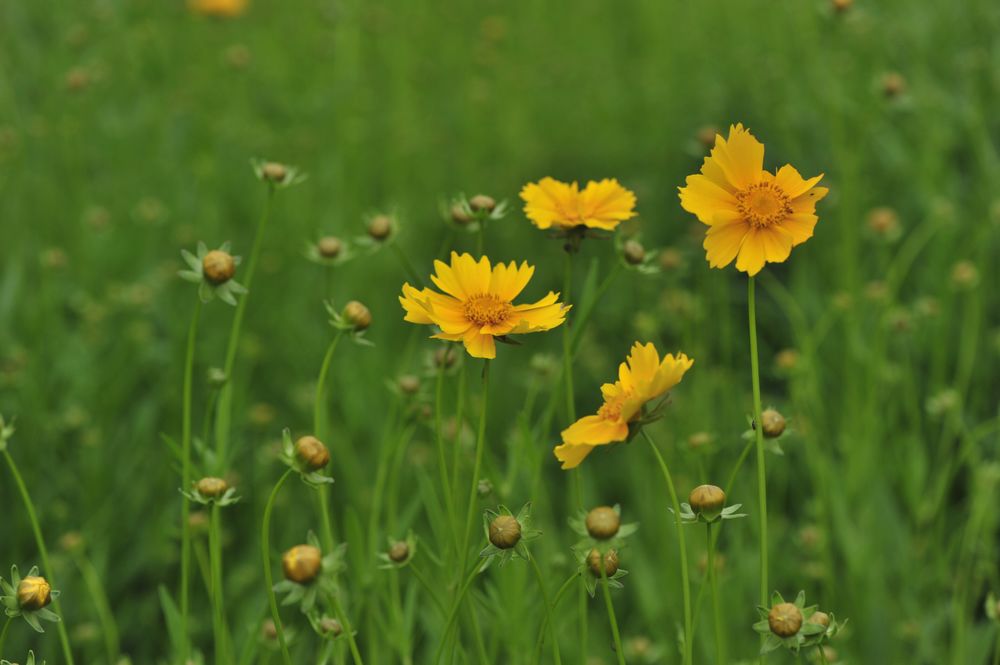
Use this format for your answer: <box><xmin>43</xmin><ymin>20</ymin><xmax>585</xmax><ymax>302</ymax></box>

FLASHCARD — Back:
<box><xmin>210</xmin><ymin>503</ymin><xmax>229</xmax><ymax>665</ymax></box>
<box><xmin>314</xmin><ymin>330</ymin><xmax>345</xmax><ymax>552</ymax></box>
<box><xmin>390</xmin><ymin>242</ymin><xmax>424</xmax><ymax>288</ymax></box>
<box><xmin>562</xmin><ymin>251</ymin><xmax>576</xmax><ymax>422</ymax></box>
<box><xmin>69</xmin><ymin>549</ymin><xmax>121</xmax><ymax>664</ymax></box>
<box><xmin>467</xmin><ymin>601</ymin><xmax>490</xmax><ymax>665</ymax></box>
<box><xmin>707</xmin><ymin>523</ymin><xmax>725</xmax><ymax>664</ymax></box>
<box><xmin>180</xmin><ymin>297</ymin><xmax>202</xmax><ymax>656</ymax></box>
<box><xmin>215</xmin><ymin>185</ymin><xmax>275</xmax><ymax>464</ymax></box>
<box><xmin>261</xmin><ymin>469</ymin><xmax>294</xmax><ymax>665</ymax></box>
<box><xmin>641</xmin><ymin>430</ymin><xmax>693</xmax><ymax>665</ymax></box>
<box><xmin>0</xmin><ymin>616</ymin><xmax>12</xmax><ymax>657</ymax></box>
<box><xmin>3</xmin><ymin>449</ymin><xmax>76</xmax><ymax>665</ymax></box>
<box><xmin>819</xmin><ymin>645</ymin><xmax>830</xmax><ymax>665</ymax></box>
<box><xmin>534</xmin><ymin>573</ymin><xmax>579</xmax><ymax>663</ymax></box>
<box><xmin>528</xmin><ymin>555</ymin><xmax>562</xmax><ymax>665</ymax></box>
<box><xmin>408</xmin><ymin>562</ymin><xmax>447</xmax><ymax>615</ymax></box>
<box><xmin>434</xmin><ymin>361</ymin><xmax>458</xmax><ymax>558</ymax></box>
<box><xmin>599</xmin><ymin>555</ymin><xmax>625</xmax><ymax>665</ymax></box>
<box><xmin>329</xmin><ymin>591</ymin><xmax>365</xmax><ymax>665</ymax></box>
<box><xmin>748</xmin><ymin>277</ymin><xmax>770</xmax><ymax>637</ymax></box>
<box><xmin>450</xmin><ymin>363</ymin><xmax>467</xmax><ymax>523</ymax></box>
<box><xmin>434</xmin><ymin>562</ymin><xmax>484</xmax><ymax>664</ymax></box>
<box><xmin>460</xmin><ymin>361</ymin><xmax>491</xmax><ymax>561</ymax></box>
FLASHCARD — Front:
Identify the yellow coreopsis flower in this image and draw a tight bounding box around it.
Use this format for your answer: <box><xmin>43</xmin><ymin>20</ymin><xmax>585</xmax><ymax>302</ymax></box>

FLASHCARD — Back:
<box><xmin>189</xmin><ymin>0</ymin><xmax>247</xmax><ymax>17</ymax></box>
<box><xmin>554</xmin><ymin>342</ymin><xmax>693</xmax><ymax>469</ymax></box>
<box><xmin>399</xmin><ymin>252</ymin><xmax>570</xmax><ymax>359</ymax></box>
<box><xmin>678</xmin><ymin>124</ymin><xmax>828</xmax><ymax>276</ymax></box>
<box><xmin>520</xmin><ymin>177</ymin><xmax>637</xmax><ymax>231</ymax></box>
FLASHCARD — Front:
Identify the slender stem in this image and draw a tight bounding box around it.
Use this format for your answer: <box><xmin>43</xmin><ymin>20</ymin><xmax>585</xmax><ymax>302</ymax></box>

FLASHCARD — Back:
<box><xmin>450</xmin><ymin>364</ymin><xmax>467</xmax><ymax>527</ymax></box>
<box><xmin>0</xmin><ymin>616</ymin><xmax>12</xmax><ymax>657</ymax></box>
<box><xmin>179</xmin><ymin>297</ymin><xmax>202</xmax><ymax>656</ymax></box>
<box><xmin>210</xmin><ymin>503</ymin><xmax>229</xmax><ymax>665</ymax></box>
<box><xmin>329</xmin><ymin>591</ymin><xmax>365</xmax><ymax>665</ymax></box>
<box><xmin>707</xmin><ymin>523</ymin><xmax>725</xmax><ymax>664</ymax></box>
<box><xmin>69</xmin><ymin>551</ymin><xmax>120</xmax><ymax>663</ymax></box>
<box><xmin>724</xmin><ymin>438</ymin><xmax>755</xmax><ymax>497</ymax></box>
<box><xmin>819</xmin><ymin>645</ymin><xmax>831</xmax><ymax>665</ymax></box>
<box><xmin>314</xmin><ymin>330</ymin><xmax>345</xmax><ymax>551</ymax></box>
<box><xmin>215</xmin><ymin>185</ymin><xmax>275</xmax><ymax>464</ymax></box>
<box><xmin>534</xmin><ymin>573</ymin><xmax>579</xmax><ymax>663</ymax></box>
<box><xmin>562</xmin><ymin>252</ymin><xmax>576</xmax><ymax>422</ymax></box>
<box><xmin>599</xmin><ymin>555</ymin><xmax>625</xmax><ymax>665</ymax></box>
<box><xmin>261</xmin><ymin>469</ymin><xmax>294</xmax><ymax>665</ymax></box>
<box><xmin>641</xmin><ymin>430</ymin><xmax>693</xmax><ymax>665</ymax></box>
<box><xmin>390</xmin><ymin>242</ymin><xmax>424</xmax><ymax>287</ymax></box>
<box><xmin>434</xmin><ymin>562</ymin><xmax>483</xmax><ymax>664</ymax></box>
<box><xmin>434</xmin><ymin>360</ymin><xmax>458</xmax><ymax>558</ymax></box>
<box><xmin>461</xmin><ymin>361</ymin><xmax>491</xmax><ymax>561</ymax></box>
<box><xmin>408</xmin><ymin>562</ymin><xmax>447</xmax><ymax>615</ymax></box>
<box><xmin>528</xmin><ymin>555</ymin><xmax>562</xmax><ymax>665</ymax></box>
<box><xmin>467</xmin><ymin>601</ymin><xmax>490</xmax><ymax>665</ymax></box>
<box><xmin>748</xmin><ymin>277</ymin><xmax>770</xmax><ymax>636</ymax></box>
<box><xmin>3</xmin><ymin>449</ymin><xmax>76</xmax><ymax>665</ymax></box>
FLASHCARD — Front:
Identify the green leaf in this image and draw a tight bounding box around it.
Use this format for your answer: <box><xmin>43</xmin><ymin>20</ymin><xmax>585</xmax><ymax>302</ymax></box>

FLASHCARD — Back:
<box><xmin>157</xmin><ymin>585</ymin><xmax>187</xmax><ymax>658</ymax></box>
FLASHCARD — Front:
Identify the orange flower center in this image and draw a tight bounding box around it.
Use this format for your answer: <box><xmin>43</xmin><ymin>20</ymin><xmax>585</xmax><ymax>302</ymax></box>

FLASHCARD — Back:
<box><xmin>597</xmin><ymin>391</ymin><xmax>633</xmax><ymax>422</ymax></box>
<box><xmin>463</xmin><ymin>294</ymin><xmax>514</xmax><ymax>327</ymax></box>
<box><xmin>737</xmin><ymin>183</ymin><xmax>792</xmax><ymax>228</ymax></box>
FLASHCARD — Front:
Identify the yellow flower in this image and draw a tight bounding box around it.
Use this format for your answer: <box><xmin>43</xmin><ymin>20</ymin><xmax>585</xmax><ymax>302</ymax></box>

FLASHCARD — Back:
<box><xmin>520</xmin><ymin>177</ymin><xmax>637</xmax><ymax>231</ymax></box>
<box><xmin>399</xmin><ymin>252</ymin><xmax>570</xmax><ymax>359</ymax></box>
<box><xmin>189</xmin><ymin>0</ymin><xmax>247</xmax><ymax>17</ymax></box>
<box><xmin>554</xmin><ymin>342</ymin><xmax>693</xmax><ymax>469</ymax></box>
<box><xmin>678</xmin><ymin>124</ymin><xmax>828</xmax><ymax>276</ymax></box>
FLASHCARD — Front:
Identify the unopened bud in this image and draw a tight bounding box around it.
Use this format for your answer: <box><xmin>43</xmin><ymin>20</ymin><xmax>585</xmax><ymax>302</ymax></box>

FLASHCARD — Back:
<box><xmin>196</xmin><ymin>476</ymin><xmax>229</xmax><ymax>497</ymax></box>
<box><xmin>262</xmin><ymin>162</ymin><xmax>287</xmax><ymax>183</ymax></box>
<box><xmin>882</xmin><ymin>72</ymin><xmax>906</xmax><ymax>98</ymax></box>
<box><xmin>398</xmin><ymin>375</ymin><xmax>420</xmax><ymax>395</ymax></box>
<box><xmin>388</xmin><ymin>541</ymin><xmax>410</xmax><ymax>562</ymax></box>
<box><xmin>261</xmin><ymin>619</ymin><xmax>278</xmax><ymax>640</ymax></box>
<box><xmin>320</xmin><ymin>617</ymin><xmax>343</xmax><ymax>636</ymax></box>
<box><xmin>295</xmin><ymin>435</ymin><xmax>330</xmax><ymax>471</ymax></box>
<box><xmin>585</xmin><ymin>506</ymin><xmax>620</xmax><ymax>540</ymax></box>
<box><xmin>696</xmin><ymin>125</ymin><xmax>719</xmax><ymax>149</ymax></box>
<box><xmin>434</xmin><ymin>347</ymin><xmax>456</xmax><ymax>369</ymax></box>
<box><xmin>367</xmin><ymin>215</ymin><xmax>392</xmax><ymax>240</ymax></box>
<box><xmin>282</xmin><ymin>544</ymin><xmax>323</xmax><ymax>584</ymax></box>
<box><xmin>809</xmin><ymin>611</ymin><xmax>831</xmax><ymax>628</ymax></box>
<box><xmin>951</xmin><ymin>261</ymin><xmax>979</xmax><ymax>290</ymax></box>
<box><xmin>203</xmin><ymin>250</ymin><xmax>236</xmax><ymax>284</ymax></box>
<box><xmin>343</xmin><ymin>301</ymin><xmax>371</xmax><ymax>330</ymax></box>
<box><xmin>318</xmin><ymin>236</ymin><xmax>343</xmax><ymax>259</ymax></box>
<box><xmin>759</xmin><ymin>409</ymin><xmax>786</xmax><ymax>438</ymax></box>
<box><xmin>586</xmin><ymin>548</ymin><xmax>619</xmax><ymax>577</ymax></box>
<box><xmin>17</xmin><ymin>576</ymin><xmax>52</xmax><ymax>611</ymax></box>
<box><xmin>488</xmin><ymin>515</ymin><xmax>521</xmax><ymax>549</ymax></box>
<box><xmin>768</xmin><ymin>602</ymin><xmax>803</xmax><ymax>637</ymax></box>
<box><xmin>450</xmin><ymin>204</ymin><xmax>473</xmax><ymax>225</ymax></box>
<box><xmin>831</xmin><ymin>0</ymin><xmax>852</xmax><ymax>13</ymax></box>
<box><xmin>469</xmin><ymin>194</ymin><xmax>496</xmax><ymax>213</ymax></box>
<box><xmin>688</xmin><ymin>484</ymin><xmax>726</xmax><ymax>520</ymax></box>
<box><xmin>623</xmin><ymin>240</ymin><xmax>645</xmax><ymax>265</ymax></box>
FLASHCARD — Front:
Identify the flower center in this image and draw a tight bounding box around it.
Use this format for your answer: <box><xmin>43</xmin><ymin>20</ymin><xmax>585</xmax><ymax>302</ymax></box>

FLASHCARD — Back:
<box><xmin>463</xmin><ymin>294</ymin><xmax>514</xmax><ymax>327</ymax></box>
<box><xmin>597</xmin><ymin>391</ymin><xmax>633</xmax><ymax>422</ymax></box>
<box><xmin>737</xmin><ymin>183</ymin><xmax>792</xmax><ymax>228</ymax></box>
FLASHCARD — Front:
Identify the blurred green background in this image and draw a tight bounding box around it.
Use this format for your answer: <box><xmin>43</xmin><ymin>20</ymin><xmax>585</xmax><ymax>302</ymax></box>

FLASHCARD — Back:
<box><xmin>2</xmin><ymin>0</ymin><xmax>999</xmax><ymax>663</ymax></box>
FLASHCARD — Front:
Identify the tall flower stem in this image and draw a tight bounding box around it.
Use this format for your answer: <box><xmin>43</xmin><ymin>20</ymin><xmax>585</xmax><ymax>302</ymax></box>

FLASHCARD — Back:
<box><xmin>0</xmin><ymin>616</ymin><xmax>12</xmax><ymax>657</ymax></box>
<box><xmin>3</xmin><ymin>449</ymin><xmax>76</xmax><ymax>665</ymax></box>
<box><xmin>819</xmin><ymin>645</ymin><xmax>831</xmax><ymax>665</ymax></box>
<box><xmin>179</xmin><ymin>297</ymin><xmax>202</xmax><ymax>658</ymax></box>
<box><xmin>328</xmin><ymin>591</ymin><xmax>365</xmax><ymax>665</ymax></box>
<box><xmin>599</xmin><ymin>555</ymin><xmax>625</xmax><ymax>665</ymax></box>
<box><xmin>528</xmin><ymin>554</ymin><xmax>562</xmax><ymax>665</ymax></box>
<box><xmin>561</xmin><ymin>251</ymin><xmax>576</xmax><ymax>423</ymax></box>
<box><xmin>261</xmin><ymin>468</ymin><xmax>294</xmax><ymax>665</ymax></box>
<box><xmin>460</xmin><ymin>361</ymin><xmax>491</xmax><ymax>562</ymax></box>
<box><xmin>434</xmin><ymin>361</ymin><xmax>458</xmax><ymax>559</ymax></box>
<box><xmin>209</xmin><ymin>503</ymin><xmax>229</xmax><ymax>665</ymax></box>
<box><xmin>534</xmin><ymin>573</ymin><xmax>579</xmax><ymax>662</ymax></box>
<box><xmin>215</xmin><ymin>185</ymin><xmax>274</xmax><ymax>465</ymax></box>
<box><xmin>314</xmin><ymin>329</ymin><xmax>345</xmax><ymax>551</ymax></box>
<box><xmin>641</xmin><ymin>430</ymin><xmax>692</xmax><ymax>665</ymax></box>
<box><xmin>747</xmin><ymin>277</ymin><xmax>770</xmax><ymax>633</ymax></box>
<box><xmin>433</xmin><ymin>562</ymin><xmax>484</xmax><ymax>664</ymax></box>
<box><xmin>707</xmin><ymin>523</ymin><xmax>725</xmax><ymax>664</ymax></box>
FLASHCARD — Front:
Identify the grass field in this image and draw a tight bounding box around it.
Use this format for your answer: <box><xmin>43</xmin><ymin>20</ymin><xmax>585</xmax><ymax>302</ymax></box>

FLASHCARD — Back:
<box><xmin>1</xmin><ymin>0</ymin><xmax>999</xmax><ymax>663</ymax></box>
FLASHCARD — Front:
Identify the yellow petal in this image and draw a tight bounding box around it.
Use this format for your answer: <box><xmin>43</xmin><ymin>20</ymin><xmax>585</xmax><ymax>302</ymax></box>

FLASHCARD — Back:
<box><xmin>679</xmin><ymin>174</ymin><xmax>740</xmax><ymax>226</ymax></box>
<box><xmin>790</xmin><ymin>186</ymin><xmax>829</xmax><ymax>215</ymax></box>
<box><xmin>648</xmin><ymin>352</ymin><xmax>694</xmax><ymax>398</ymax></box>
<box><xmin>774</xmin><ymin>165</ymin><xmax>824</xmax><ymax>199</ymax></box>
<box><xmin>735</xmin><ymin>228</ymin><xmax>768</xmax><ymax>276</ymax></box>
<box><xmin>781</xmin><ymin>213</ymin><xmax>818</xmax><ymax>246</ymax></box>
<box><xmin>431</xmin><ymin>258</ymin><xmax>468</xmax><ymax>300</ymax></box>
<box><xmin>560</xmin><ymin>415</ymin><xmax>628</xmax><ymax>446</ymax></box>
<box><xmin>510</xmin><ymin>293</ymin><xmax>569</xmax><ymax>333</ymax></box>
<box><xmin>625</xmin><ymin>342</ymin><xmax>660</xmax><ymax>391</ymax></box>
<box><xmin>554</xmin><ymin>442</ymin><xmax>595</xmax><ymax>470</ymax></box>
<box><xmin>520</xmin><ymin>177</ymin><xmax>579</xmax><ymax>229</ymax></box>
<box><xmin>489</xmin><ymin>260</ymin><xmax>534</xmax><ymax>302</ymax></box>
<box><xmin>462</xmin><ymin>328</ymin><xmax>496</xmax><ymax>359</ymax></box>
<box><xmin>703</xmin><ymin>218</ymin><xmax>750</xmax><ymax>269</ymax></box>
<box><xmin>710</xmin><ymin>123</ymin><xmax>765</xmax><ymax>190</ymax></box>
<box><xmin>759</xmin><ymin>226</ymin><xmax>793</xmax><ymax>264</ymax></box>
<box><xmin>399</xmin><ymin>284</ymin><xmax>434</xmax><ymax>324</ymax></box>
<box><xmin>578</xmin><ymin>178</ymin><xmax>637</xmax><ymax>230</ymax></box>
<box><xmin>451</xmin><ymin>252</ymin><xmax>492</xmax><ymax>296</ymax></box>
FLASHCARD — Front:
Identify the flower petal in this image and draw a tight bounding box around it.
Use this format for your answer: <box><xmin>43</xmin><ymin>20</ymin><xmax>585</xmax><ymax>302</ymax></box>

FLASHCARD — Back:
<box><xmin>735</xmin><ymin>228</ymin><xmax>768</xmax><ymax>276</ymax></box>
<box><xmin>679</xmin><ymin>174</ymin><xmax>740</xmax><ymax>226</ymax></box>
<box><xmin>560</xmin><ymin>415</ymin><xmax>628</xmax><ymax>446</ymax></box>
<box><xmin>554</xmin><ymin>442</ymin><xmax>595</xmax><ymax>470</ymax></box>
<box><xmin>711</xmin><ymin>123</ymin><xmax>765</xmax><ymax>190</ymax></box>
<box><xmin>703</xmin><ymin>217</ymin><xmax>750</xmax><ymax>269</ymax></box>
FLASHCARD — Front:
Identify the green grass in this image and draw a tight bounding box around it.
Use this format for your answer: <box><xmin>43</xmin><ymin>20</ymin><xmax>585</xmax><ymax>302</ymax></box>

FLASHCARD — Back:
<box><xmin>1</xmin><ymin>0</ymin><xmax>999</xmax><ymax>663</ymax></box>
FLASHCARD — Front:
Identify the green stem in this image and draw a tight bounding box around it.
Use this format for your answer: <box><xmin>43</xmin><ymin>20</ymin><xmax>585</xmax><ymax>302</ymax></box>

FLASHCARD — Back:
<box><xmin>819</xmin><ymin>645</ymin><xmax>830</xmax><ymax>665</ymax></box>
<box><xmin>314</xmin><ymin>330</ymin><xmax>345</xmax><ymax>552</ymax></box>
<box><xmin>528</xmin><ymin>555</ymin><xmax>562</xmax><ymax>665</ymax></box>
<box><xmin>434</xmin><ymin>562</ymin><xmax>483</xmax><ymax>664</ymax></box>
<box><xmin>707</xmin><ymin>523</ymin><xmax>725</xmax><ymax>664</ymax></box>
<box><xmin>534</xmin><ymin>573</ymin><xmax>579</xmax><ymax>663</ymax></box>
<box><xmin>748</xmin><ymin>277</ymin><xmax>770</xmax><ymax>644</ymax></box>
<box><xmin>70</xmin><ymin>550</ymin><xmax>121</xmax><ymax>663</ymax></box>
<box><xmin>461</xmin><ymin>362</ymin><xmax>491</xmax><ymax>561</ymax></box>
<box><xmin>180</xmin><ymin>297</ymin><xmax>202</xmax><ymax>657</ymax></box>
<box><xmin>434</xmin><ymin>360</ymin><xmax>458</xmax><ymax>558</ymax></box>
<box><xmin>261</xmin><ymin>469</ymin><xmax>294</xmax><ymax>665</ymax></box>
<box><xmin>390</xmin><ymin>242</ymin><xmax>424</xmax><ymax>287</ymax></box>
<box><xmin>210</xmin><ymin>503</ymin><xmax>229</xmax><ymax>665</ymax></box>
<box><xmin>450</xmin><ymin>364</ymin><xmax>467</xmax><ymax>529</ymax></box>
<box><xmin>562</xmin><ymin>252</ymin><xmax>576</xmax><ymax>422</ymax></box>
<box><xmin>0</xmin><ymin>616</ymin><xmax>12</xmax><ymax>657</ymax></box>
<box><xmin>408</xmin><ymin>562</ymin><xmax>447</xmax><ymax>615</ymax></box>
<box><xmin>329</xmin><ymin>591</ymin><xmax>365</xmax><ymax>665</ymax></box>
<box><xmin>215</xmin><ymin>185</ymin><xmax>275</xmax><ymax>465</ymax></box>
<box><xmin>641</xmin><ymin>430</ymin><xmax>693</xmax><ymax>665</ymax></box>
<box><xmin>599</xmin><ymin>555</ymin><xmax>625</xmax><ymax>665</ymax></box>
<box><xmin>3</xmin><ymin>450</ymin><xmax>76</xmax><ymax>665</ymax></box>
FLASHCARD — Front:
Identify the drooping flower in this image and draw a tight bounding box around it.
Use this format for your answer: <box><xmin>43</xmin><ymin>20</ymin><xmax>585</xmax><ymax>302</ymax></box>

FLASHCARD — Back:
<box><xmin>399</xmin><ymin>252</ymin><xmax>570</xmax><ymax>359</ymax></box>
<box><xmin>520</xmin><ymin>177</ymin><xmax>637</xmax><ymax>232</ymax></box>
<box><xmin>554</xmin><ymin>342</ymin><xmax>693</xmax><ymax>469</ymax></box>
<box><xmin>678</xmin><ymin>124</ymin><xmax>828</xmax><ymax>276</ymax></box>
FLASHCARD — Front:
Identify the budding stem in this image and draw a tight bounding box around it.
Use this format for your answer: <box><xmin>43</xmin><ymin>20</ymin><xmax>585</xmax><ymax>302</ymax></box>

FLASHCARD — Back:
<box><xmin>748</xmin><ymin>276</ymin><xmax>770</xmax><ymax>663</ymax></box>
<box><xmin>180</xmin><ymin>297</ymin><xmax>202</xmax><ymax>660</ymax></box>
<box><xmin>641</xmin><ymin>430</ymin><xmax>693</xmax><ymax>665</ymax></box>
<box><xmin>314</xmin><ymin>329</ymin><xmax>345</xmax><ymax>552</ymax></box>
<box><xmin>599</xmin><ymin>553</ymin><xmax>625</xmax><ymax>665</ymax></box>
<box><xmin>209</xmin><ymin>503</ymin><xmax>230</xmax><ymax>665</ymax></box>
<box><xmin>434</xmin><ymin>357</ymin><xmax>459</xmax><ymax>560</ymax></box>
<box><xmin>328</xmin><ymin>590</ymin><xmax>365</xmax><ymax>665</ymax></box>
<box><xmin>2</xmin><ymin>448</ymin><xmax>75</xmax><ymax>665</ymax></box>
<box><xmin>0</xmin><ymin>616</ymin><xmax>11</xmax><ymax>657</ymax></box>
<box><xmin>707</xmin><ymin>523</ymin><xmax>725</xmax><ymax>664</ymax></box>
<box><xmin>460</xmin><ymin>361</ymin><xmax>491</xmax><ymax>562</ymax></box>
<box><xmin>261</xmin><ymin>468</ymin><xmax>294</xmax><ymax>665</ymax></box>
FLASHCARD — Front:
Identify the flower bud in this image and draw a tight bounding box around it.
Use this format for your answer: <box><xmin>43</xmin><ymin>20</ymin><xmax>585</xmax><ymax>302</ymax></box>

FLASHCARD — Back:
<box><xmin>320</xmin><ymin>617</ymin><xmax>343</xmax><ymax>637</ymax></box>
<box><xmin>623</xmin><ymin>240</ymin><xmax>645</xmax><ymax>265</ymax></box>
<box><xmin>203</xmin><ymin>250</ymin><xmax>236</xmax><ymax>284</ymax></box>
<box><xmin>831</xmin><ymin>0</ymin><xmax>852</xmax><ymax>13</ymax></box>
<box><xmin>366</xmin><ymin>215</ymin><xmax>392</xmax><ymax>240</ymax></box>
<box><xmin>696</xmin><ymin>125</ymin><xmax>719</xmax><ymax>149</ymax></box>
<box><xmin>768</xmin><ymin>602</ymin><xmax>803</xmax><ymax>637</ymax></box>
<box><xmin>867</xmin><ymin>207</ymin><xmax>899</xmax><ymax>237</ymax></box>
<box><xmin>282</xmin><ymin>544</ymin><xmax>323</xmax><ymax>584</ymax></box>
<box><xmin>343</xmin><ymin>301</ymin><xmax>372</xmax><ymax>330</ymax></box>
<box><xmin>261</xmin><ymin>619</ymin><xmax>278</xmax><ymax>640</ymax></box>
<box><xmin>450</xmin><ymin>204</ymin><xmax>473</xmax><ymax>225</ymax></box>
<box><xmin>295</xmin><ymin>435</ymin><xmax>330</xmax><ymax>471</ymax></box>
<box><xmin>388</xmin><ymin>541</ymin><xmax>409</xmax><ymax>562</ymax></box>
<box><xmin>759</xmin><ymin>409</ymin><xmax>786</xmax><ymax>438</ymax></box>
<box><xmin>469</xmin><ymin>194</ymin><xmax>496</xmax><ymax>213</ymax></box>
<box><xmin>809</xmin><ymin>611</ymin><xmax>831</xmax><ymax>628</ymax></box>
<box><xmin>318</xmin><ymin>236</ymin><xmax>343</xmax><ymax>259</ymax></box>
<box><xmin>688</xmin><ymin>484</ymin><xmax>726</xmax><ymax>520</ymax></box>
<box><xmin>196</xmin><ymin>476</ymin><xmax>229</xmax><ymax>497</ymax></box>
<box><xmin>398</xmin><ymin>375</ymin><xmax>420</xmax><ymax>395</ymax></box>
<box><xmin>882</xmin><ymin>72</ymin><xmax>906</xmax><ymax>98</ymax></box>
<box><xmin>819</xmin><ymin>646</ymin><xmax>838</xmax><ymax>662</ymax></box>
<box><xmin>659</xmin><ymin>248</ymin><xmax>683</xmax><ymax>271</ymax></box>
<box><xmin>261</xmin><ymin>162</ymin><xmax>288</xmax><ymax>183</ymax></box>
<box><xmin>488</xmin><ymin>515</ymin><xmax>522</xmax><ymax>549</ymax></box>
<box><xmin>688</xmin><ymin>431</ymin><xmax>713</xmax><ymax>449</ymax></box>
<box><xmin>17</xmin><ymin>576</ymin><xmax>52</xmax><ymax>611</ymax></box>
<box><xmin>587</xmin><ymin>548</ymin><xmax>619</xmax><ymax>577</ymax></box>
<box><xmin>585</xmin><ymin>506</ymin><xmax>620</xmax><ymax>540</ymax></box>
<box><xmin>950</xmin><ymin>261</ymin><xmax>979</xmax><ymax>290</ymax></box>
<box><xmin>434</xmin><ymin>347</ymin><xmax>456</xmax><ymax>369</ymax></box>
<box><xmin>775</xmin><ymin>349</ymin><xmax>800</xmax><ymax>372</ymax></box>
